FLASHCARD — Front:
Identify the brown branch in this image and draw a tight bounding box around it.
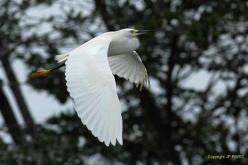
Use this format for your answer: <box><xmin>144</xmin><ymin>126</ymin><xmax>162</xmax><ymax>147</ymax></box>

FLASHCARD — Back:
<box><xmin>165</xmin><ymin>34</ymin><xmax>179</xmax><ymax>117</ymax></box>
<box><xmin>0</xmin><ymin>85</ymin><xmax>26</xmax><ymax>145</ymax></box>
<box><xmin>162</xmin><ymin>34</ymin><xmax>180</xmax><ymax>163</ymax></box>
<box><xmin>94</xmin><ymin>0</ymin><xmax>115</xmax><ymax>31</ymax></box>
<box><xmin>1</xmin><ymin>57</ymin><xmax>36</xmax><ymax>137</ymax></box>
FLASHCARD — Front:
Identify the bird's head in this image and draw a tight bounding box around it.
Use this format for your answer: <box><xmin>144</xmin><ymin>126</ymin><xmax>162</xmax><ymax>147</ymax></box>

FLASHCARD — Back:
<box><xmin>117</xmin><ymin>28</ymin><xmax>151</xmax><ymax>38</ymax></box>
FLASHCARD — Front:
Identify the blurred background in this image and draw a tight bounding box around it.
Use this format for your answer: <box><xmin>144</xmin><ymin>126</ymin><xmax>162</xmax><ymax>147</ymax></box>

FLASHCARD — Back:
<box><xmin>0</xmin><ymin>0</ymin><xmax>247</xmax><ymax>164</ymax></box>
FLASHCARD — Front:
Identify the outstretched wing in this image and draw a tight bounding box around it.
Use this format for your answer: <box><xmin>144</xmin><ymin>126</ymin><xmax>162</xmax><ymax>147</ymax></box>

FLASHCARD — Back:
<box><xmin>65</xmin><ymin>37</ymin><xmax>122</xmax><ymax>146</ymax></box>
<box><xmin>108</xmin><ymin>51</ymin><xmax>149</xmax><ymax>90</ymax></box>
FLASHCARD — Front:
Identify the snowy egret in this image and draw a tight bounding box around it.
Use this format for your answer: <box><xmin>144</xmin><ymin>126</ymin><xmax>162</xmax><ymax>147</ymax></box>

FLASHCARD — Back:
<box><xmin>30</xmin><ymin>28</ymin><xmax>150</xmax><ymax>146</ymax></box>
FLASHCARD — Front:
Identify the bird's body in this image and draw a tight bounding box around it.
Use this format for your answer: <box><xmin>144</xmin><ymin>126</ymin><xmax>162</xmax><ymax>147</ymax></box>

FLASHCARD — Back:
<box><xmin>67</xmin><ymin>29</ymin><xmax>141</xmax><ymax>58</ymax></box>
<box><xmin>30</xmin><ymin>28</ymin><xmax>149</xmax><ymax>146</ymax></box>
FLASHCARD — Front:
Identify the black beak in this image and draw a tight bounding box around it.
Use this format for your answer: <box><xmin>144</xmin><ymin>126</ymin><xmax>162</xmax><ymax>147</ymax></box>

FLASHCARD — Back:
<box><xmin>136</xmin><ymin>30</ymin><xmax>154</xmax><ymax>35</ymax></box>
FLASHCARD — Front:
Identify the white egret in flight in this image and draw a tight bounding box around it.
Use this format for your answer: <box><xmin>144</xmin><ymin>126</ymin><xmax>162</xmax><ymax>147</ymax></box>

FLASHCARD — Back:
<box><xmin>30</xmin><ymin>28</ymin><xmax>150</xmax><ymax>146</ymax></box>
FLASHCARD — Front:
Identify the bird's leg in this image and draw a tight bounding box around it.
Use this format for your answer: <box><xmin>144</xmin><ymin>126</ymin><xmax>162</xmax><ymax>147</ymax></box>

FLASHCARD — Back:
<box><xmin>50</xmin><ymin>62</ymin><xmax>65</xmax><ymax>72</ymax></box>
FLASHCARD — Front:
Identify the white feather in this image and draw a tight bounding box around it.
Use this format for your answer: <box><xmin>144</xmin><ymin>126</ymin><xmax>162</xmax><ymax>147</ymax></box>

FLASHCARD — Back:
<box><xmin>63</xmin><ymin>29</ymin><xmax>150</xmax><ymax>146</ymax></box>
<box><xmin>108</xmin><ymin>51</ymin><xmax>149</xmax><ymax>88</ymax></box>
<box><xmin>65</xmin><ymin>36</ymin><xmax>123</xmax><ymax>146</ymax></box>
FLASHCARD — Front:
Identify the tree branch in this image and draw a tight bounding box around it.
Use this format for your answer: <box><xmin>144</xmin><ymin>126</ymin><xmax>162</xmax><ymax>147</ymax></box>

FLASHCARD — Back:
<box><xmin>0</xmin><ymin>85</ymin><xmax>26</xmax><ymax>145</ymax></box>
<box><xmin>94</xmin><ymin>0</ymin><xmax>115</xmax><ymax>31</ymax></box>
<box><xmin>1</xmin><ymin>57</ymin><xmax>36</xmax><ymax>137</ymax></box>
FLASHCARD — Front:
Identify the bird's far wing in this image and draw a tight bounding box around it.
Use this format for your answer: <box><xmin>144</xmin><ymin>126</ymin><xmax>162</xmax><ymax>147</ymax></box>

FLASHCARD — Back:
<box><xmin>65</xmin><ymin>37</ymin><xmax>122</xmax><ymax>146</ymax></box>
<box><xmin>108</xmin><ymin>51</ymin><xmax>150</xmax><ymax>90</ymax></box>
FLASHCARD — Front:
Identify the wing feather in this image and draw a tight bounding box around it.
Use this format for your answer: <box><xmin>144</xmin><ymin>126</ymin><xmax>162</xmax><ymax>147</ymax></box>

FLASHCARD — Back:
<box><xmin>65</xmin><ymin>37</ymin><xmax>123</xmax><ymax>146</ymax></box>
<box><xmin>108</xmin><ymin>51</ymin><xmax>149</xmax><ymax>90</ymax></box>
